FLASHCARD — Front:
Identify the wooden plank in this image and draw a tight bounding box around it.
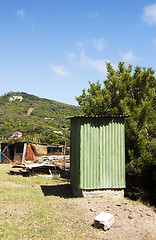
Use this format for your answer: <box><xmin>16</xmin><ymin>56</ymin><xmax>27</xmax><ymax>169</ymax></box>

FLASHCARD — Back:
<box><xmin>1</xmin><ymin>153</ymin><xmax>12</xmax><ymax>163</ymax></box>
<box><xmin>1</xmin><ymin>145</ymin><xmax>8</xmax><ymax>154</ymax></box>
<box><xmin>22</xmin><ymin>143</ymin><xmax>27</xmax><ymax>163</ymax></box>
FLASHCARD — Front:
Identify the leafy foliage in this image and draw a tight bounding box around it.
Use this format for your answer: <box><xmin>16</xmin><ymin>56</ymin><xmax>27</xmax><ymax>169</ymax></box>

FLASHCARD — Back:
<box><xmin>76</xmin><ymin>62</ymin><xmax>156</xmax><ymax>205</ymax></box>
<box><xmin>41</xmin><ymin>132</ymin><xmax>65</xmax><ymax>145</ymax></box>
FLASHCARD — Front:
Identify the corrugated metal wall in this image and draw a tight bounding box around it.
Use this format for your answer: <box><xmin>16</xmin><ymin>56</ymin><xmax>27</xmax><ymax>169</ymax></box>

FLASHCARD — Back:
<box><xmin>70</xmin><ymin>118</ymin><xmax>80</xmax><ymax>188</ymax></box>
<box><xmin>70</xmin><ymin>117</ymin><xmax>125</xmax><ymax>190</ymax></box>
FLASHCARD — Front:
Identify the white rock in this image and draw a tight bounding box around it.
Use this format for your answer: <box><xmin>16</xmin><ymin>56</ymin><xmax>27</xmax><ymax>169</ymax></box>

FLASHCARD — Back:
<box><xmin>94</xmin><ymin>212</ymin><xmax>114</xmax><ymax>231</ymax></box>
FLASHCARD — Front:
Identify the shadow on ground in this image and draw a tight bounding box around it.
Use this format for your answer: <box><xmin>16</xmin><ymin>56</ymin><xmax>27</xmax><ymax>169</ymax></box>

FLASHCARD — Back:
<box><xmin>41</xmin><ymin>184</ymin><xmax>74</xmax><ymax>198</ymax></box>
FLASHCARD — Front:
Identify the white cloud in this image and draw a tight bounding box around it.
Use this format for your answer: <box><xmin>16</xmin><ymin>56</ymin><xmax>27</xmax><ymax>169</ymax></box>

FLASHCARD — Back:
<box><xmin>49</xmin><ymin>63</ymin><xmax>70</xmax><ymax>77</ymax></box>
<box><xmin>87</xmin><ymin>12</ymin><xmax>99</xmax><ymax>18</ymax></box>
<box><xmin>78</xmin><ymin>38</ymin><xmax>106</xmax><ymax>51</ymax></box>
<box><xmin>91</xmin><ymin>38</ymin><xmax>105</xmax><ymax>51</ymax></box>
<box><xmin>68</xmin><ymin>52</ymin><xmax>76</xmax><ymax>59</ymax></box>
<box><xmin>76</xmin><ymin>41</ymin><xmax>85</xmax><ymax>49</ymax></box>
<box><xmin>68</xmin><ymin>52</ymin><xmax>77</xmax><ymax>65</ymax></box>
<box><xmin>16</xmin><ymin>8</ymin><xmax>35</xmax><ymax>30</ymax></box>
<box><xmin>80</xmin><ymin>49</ymin><xmax>107</xmax><ymax>74</ymax></box>
<box><xmin>120</xmin><ymin>51</ymin><xmax>135</xmax><ymax>62</ymax></box>
<box><xmin>68</xmin><ymin>40</ymin><xmax>109</xmax><ymax>73</ymax></box>
<box><xmin>27</xmin><ymin>20</ymin><xmax>35</xmax><ymax>30</ymax></box>
<box><xmin>16</xmin><ymin>8</ymin><xmax>25</xmax><ymax>18</ymax></box>
<box><xmin>143</xmin><ymin>4</ymin><xmax>156</xmax><ymax>25</ymax></box>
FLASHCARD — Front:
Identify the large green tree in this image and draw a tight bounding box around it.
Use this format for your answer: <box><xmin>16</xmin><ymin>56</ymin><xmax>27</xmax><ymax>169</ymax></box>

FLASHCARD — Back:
<box><xmin>41</xmin><ymin>132</ymin><xmax>66</xmax><ymax>145</ymax></box>
<box><xmin>76</xmin><ymin>62</ymin><xmax>156</xmax><ymax>180</ymax></box>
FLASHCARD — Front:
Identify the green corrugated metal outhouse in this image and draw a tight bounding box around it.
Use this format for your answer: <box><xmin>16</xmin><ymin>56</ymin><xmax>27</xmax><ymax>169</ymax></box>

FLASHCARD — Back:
<box><xmin>69</xmin><ymin>115</ymin><xmax>126</xmax><ymax>196</ymax></box>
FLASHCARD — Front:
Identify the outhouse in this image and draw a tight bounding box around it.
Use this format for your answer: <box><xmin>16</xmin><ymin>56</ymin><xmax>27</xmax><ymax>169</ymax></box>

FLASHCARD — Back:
<box><xmin>69</xmin><ymin>115</ymin><xmax>126</xmax><ymax>197</ymax></box>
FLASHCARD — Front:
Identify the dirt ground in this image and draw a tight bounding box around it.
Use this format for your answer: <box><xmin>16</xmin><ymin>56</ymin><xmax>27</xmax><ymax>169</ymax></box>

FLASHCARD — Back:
<box><xmin>68</xmin><ymin>195</ymin><xmax>156</xmax><ymax>240</ymax></box>
<box><xmin>0</xmin><ymin>164</ymin><xmax>155</xmax><ymax>239</ymax></box>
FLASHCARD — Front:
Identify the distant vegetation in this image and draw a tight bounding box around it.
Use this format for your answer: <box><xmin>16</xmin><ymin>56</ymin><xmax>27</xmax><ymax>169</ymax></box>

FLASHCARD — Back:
<box><xmin>0</xmin><ymin>91</ymin><xmax>82</xmax><ymax>147</ymax></box>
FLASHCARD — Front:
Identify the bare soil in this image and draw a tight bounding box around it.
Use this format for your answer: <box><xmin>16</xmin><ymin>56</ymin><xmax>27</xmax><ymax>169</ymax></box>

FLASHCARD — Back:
<box><xmin>68</xmin><ymin>194</ymin><xmax>156</xmax><ymax>240</ymax></box>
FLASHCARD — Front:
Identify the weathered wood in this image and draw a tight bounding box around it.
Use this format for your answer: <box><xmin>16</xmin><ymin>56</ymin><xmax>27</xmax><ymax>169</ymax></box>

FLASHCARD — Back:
<box><xmin>1</xmin><ymin>145</ymin><xmax>8</xmax><ymax>154</ymax></box>
<box><xmin>22</xmin><ymin>143</ymin><xmax>27</xmax><ymax>163</ymax></box>
<box><xmin>64</xmin><ymin>142</ymin><xmax>66</xmax><ymax>171</ymax></box>
<box><xmin>1</xmin><ymin>153</ymin><xmax>12</xmax><ymax>163</ymax></box>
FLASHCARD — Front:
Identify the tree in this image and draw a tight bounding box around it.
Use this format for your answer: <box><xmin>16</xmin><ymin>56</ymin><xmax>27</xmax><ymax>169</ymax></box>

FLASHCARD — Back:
<box><xmin>76</xmin><ymin>62</ymin><xmax>156</xmax><ymax>202</ymax></box>
<box><xmin>41</xmin><ymin>132</ymin><xmax>66</xmax><ymax>145</ymax></box>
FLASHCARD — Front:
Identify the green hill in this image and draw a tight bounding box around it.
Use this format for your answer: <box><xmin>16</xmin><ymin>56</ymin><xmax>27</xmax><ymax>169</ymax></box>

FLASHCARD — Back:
<box><xmin>0</xmin><ymin>92</ymin><xmax>82</xmax><ymax>144</ymax></box>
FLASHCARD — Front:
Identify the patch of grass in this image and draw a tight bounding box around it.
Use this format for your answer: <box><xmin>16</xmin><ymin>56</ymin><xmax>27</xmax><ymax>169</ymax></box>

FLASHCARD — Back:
<box><xmin>0</xmin><ymin>164</ymin><xmax>101</xmax><ymax>239</ymax></box>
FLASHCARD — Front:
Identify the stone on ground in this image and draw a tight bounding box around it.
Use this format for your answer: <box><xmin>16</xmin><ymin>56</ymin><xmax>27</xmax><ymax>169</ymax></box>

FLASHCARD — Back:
<box><xmin>94</xmin><ymin>212</ymin><xmax>114</xmax><ymax>231</ymax></box>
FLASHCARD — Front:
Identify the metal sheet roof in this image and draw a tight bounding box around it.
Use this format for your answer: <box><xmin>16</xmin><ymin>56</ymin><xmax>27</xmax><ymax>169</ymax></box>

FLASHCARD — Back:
<box><xmin>67</xmin><ymin>115</ymin><xmax>128</xmax><ymax>119</ymax></box>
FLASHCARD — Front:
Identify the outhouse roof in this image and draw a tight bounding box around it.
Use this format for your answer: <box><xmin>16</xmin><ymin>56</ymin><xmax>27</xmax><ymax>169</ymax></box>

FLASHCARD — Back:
<box><xmin>67</xmin><ymin>115</ymin><xmax>128</xmax><ymax>119</ymax></box>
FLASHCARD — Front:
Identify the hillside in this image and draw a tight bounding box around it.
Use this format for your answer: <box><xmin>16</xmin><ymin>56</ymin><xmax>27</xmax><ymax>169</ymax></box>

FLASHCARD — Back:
<box><xmin>0</xmin><ymin>92</ymin><xmax>82</xmax><ymax>143</ymax></box>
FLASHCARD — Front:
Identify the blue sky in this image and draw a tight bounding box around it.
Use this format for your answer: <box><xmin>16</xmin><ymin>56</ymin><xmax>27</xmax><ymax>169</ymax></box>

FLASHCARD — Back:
<box><xmin>0</xmin><ymin>0</ymin><xmax>156</xmax><ymax>105</ymax></box>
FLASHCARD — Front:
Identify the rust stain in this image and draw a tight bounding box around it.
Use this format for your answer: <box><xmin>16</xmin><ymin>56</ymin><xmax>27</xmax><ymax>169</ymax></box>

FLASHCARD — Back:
<box><xmin>26</xmin><ymin>144</ymin><xmax>35</xmax><ymax>160</ymax></box>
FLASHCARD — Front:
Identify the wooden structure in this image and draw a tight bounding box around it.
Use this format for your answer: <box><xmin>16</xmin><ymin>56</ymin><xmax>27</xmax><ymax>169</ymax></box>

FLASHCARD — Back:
<box><xmin>1</xmin><ymin>142</ymin><xmax>70</xmax><ymax>174</ymax></box>
<box><xmin>69</xmin><ymin>115</ymin><xmax>126</xmax><ymax>196</ymax></box>
<box><xmin>1</xmin><ymin>142</ymin><xmax>64</xmax><ymax>164</ymax></box>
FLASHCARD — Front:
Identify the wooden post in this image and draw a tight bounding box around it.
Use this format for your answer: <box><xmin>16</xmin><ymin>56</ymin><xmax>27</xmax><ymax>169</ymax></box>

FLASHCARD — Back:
<box><xmin>22</xmin><ymin>143</ymin><xmax>27</xmax><ymax>163</ymax></box>
<box><xmin>1</xmin><ymin>145</ymin><xmax>12</xmax><ymax>163</ymax></box>
<box><xmin>1</xmin><ymin>145</ymin><xmax>8</xmax><ymax>154</ymax></box>
<box><xmin>64</xmin><ymin>142</ymin><xmax>66</xmax><ymax>171</ymax></box>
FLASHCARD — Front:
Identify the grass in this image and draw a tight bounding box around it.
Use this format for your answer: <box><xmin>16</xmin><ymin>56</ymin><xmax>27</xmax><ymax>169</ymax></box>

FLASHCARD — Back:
<box><xmin>0</xmin><ymin>164</ymin><xmax>99</xmax><ymax>240</ymax></box>
<box><xmin>1</xmin><ymin>164</ymin><xmax>156</xmax><ymax>240</ymax></box>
